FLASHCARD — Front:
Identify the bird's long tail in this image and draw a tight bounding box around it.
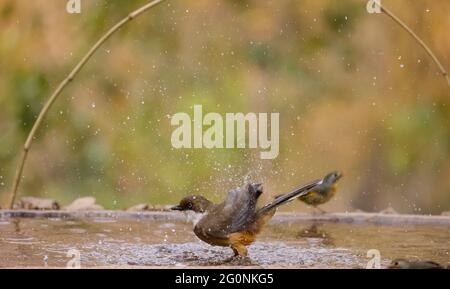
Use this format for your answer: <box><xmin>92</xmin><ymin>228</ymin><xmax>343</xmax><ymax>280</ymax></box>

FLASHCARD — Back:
<box><xmin>257</xmin><ymin>179</ymin><xmax>322</xmax><ymax>216</ymax></box>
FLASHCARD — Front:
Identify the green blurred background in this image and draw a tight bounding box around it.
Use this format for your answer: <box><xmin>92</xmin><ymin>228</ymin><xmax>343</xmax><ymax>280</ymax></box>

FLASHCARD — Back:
<box><xmin>0</xmin><ymin>0</ymin><xmax>449</xmax><ymax>213</ymax></box>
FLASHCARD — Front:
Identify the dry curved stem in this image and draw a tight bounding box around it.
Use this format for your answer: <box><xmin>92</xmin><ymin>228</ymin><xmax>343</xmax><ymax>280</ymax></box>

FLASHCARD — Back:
<box><xmin>379</xmin><ymin>4</ymin><xmax>450</xmax><ymax>88</ymax></box>
<box><xmin>7</xmin><ymin>0</ymin><xmax>166</xmax><ymax>209</ymax></box>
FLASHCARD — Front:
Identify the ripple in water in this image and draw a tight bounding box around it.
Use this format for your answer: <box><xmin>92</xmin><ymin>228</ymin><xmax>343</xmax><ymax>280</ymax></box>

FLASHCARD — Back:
<box><xmin>1</xmin><ymin>236</ymin><xmax>40</xmax><ymax>245</ymax></box>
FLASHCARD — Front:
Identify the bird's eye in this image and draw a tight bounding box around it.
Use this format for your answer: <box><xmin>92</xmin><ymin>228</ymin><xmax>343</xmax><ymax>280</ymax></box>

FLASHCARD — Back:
<box><xmin>187</xmin><ymin>203</ymin><xmax>193</xmax><ymax>209</ymax></box>
<box><xmin>394</xmin><ymin>262</ymin><xmax>399</xmax><ymax>266</ymax></box>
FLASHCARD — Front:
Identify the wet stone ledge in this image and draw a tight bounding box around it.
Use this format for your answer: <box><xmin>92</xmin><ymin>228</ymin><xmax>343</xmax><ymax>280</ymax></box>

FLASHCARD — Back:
<box><xmin>0</xmin><ymin>210</ymin><xmax>449</xmax><ymax>226</ymax></box>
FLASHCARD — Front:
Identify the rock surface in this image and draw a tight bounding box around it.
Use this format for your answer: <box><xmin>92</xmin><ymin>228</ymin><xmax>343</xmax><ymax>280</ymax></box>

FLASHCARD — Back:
<box><xmin>126</xmin><ymin>203</ymin><xmax>172</xmax><ymax>211</ymax></box>
<box><xmin>380</xmin><ymin>206</ymin><xmax>398</xmax><ymax>214</ymax></box>
<box><xmin>126</xmin><ymin>203</ymin><xmax>151</xmax><ymax>211</ymax></box>
<box><xmin>63</xmin><ymin>197</ymin><xmax>104</xmax><ymax>211</ymax></box>
<box><xmin>17</xmin><ymin>197</ymin><xmax>60</xmax><ymax>210</ymax></box>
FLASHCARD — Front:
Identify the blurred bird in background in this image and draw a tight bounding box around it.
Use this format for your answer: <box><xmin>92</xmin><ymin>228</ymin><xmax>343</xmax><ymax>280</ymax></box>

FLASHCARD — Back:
<box><xmin>296</xmin><ymin>171</ymin><xmax>342</xmax><ymax>213</ymax></box>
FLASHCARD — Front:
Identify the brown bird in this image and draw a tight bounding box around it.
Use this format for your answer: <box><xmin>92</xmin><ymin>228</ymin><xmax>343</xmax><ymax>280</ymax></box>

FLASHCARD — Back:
<box><xmin>171</xmin><ymin>177</ymin><xmax>322</xmax><ymax>257</ymax></box>
<box><xmin>388</xmin><ymin>258</ymin><xmax>445</xmax><ymax>269</ymax></box>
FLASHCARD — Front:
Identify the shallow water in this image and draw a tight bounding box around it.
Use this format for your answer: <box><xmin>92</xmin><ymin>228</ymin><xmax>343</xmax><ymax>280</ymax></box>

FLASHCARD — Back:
<box><xmin>0</xmin><ymin>217</ymin><xmax>448</xmax><ymax>268</ymax></box>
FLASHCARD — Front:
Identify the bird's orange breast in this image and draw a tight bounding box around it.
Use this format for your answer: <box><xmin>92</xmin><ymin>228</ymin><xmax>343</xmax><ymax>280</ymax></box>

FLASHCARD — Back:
<box><xmin>228</xmin><ymin>231</ymin><xmax>256</xmax><ymax>246</ymax></box>
<box><xmin>193</xmin><ymin>226</ymin><xmax>257</xmax><ymax>247</ymax></box>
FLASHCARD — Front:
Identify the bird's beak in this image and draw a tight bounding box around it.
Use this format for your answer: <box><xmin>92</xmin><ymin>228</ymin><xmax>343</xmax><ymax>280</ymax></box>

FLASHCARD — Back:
<box><xmin>171</xmin><ymin>205</ymin><xmax>183</xmax><ymax>211</ymax></box>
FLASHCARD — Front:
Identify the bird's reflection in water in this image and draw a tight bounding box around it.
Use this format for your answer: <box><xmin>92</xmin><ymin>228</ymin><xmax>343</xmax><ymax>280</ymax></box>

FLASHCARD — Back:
<box><xmin>13</xmin><ymin>218</ymin><xmax>21</xmax><ymax>233</ymax></box>
<box><xmin>296</xmin><ymin>224</ymin><xmax>334</xmax><ymax>246</ymax></box>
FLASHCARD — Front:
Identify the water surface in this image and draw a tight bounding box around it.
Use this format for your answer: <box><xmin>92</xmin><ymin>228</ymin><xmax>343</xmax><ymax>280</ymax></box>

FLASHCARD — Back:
<box><xmin>0</xmin><ymin>217</ymin><xmax>448</xmax><ymax>268</ymax></box>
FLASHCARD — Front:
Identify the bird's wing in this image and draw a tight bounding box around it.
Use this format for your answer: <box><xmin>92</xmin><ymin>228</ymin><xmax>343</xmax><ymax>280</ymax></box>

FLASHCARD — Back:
<box><xmin>222</xmin><ymin>183</ymin><xmax>263</xmax><ymax>233</ymax></box>
<box><xmin>194</xmin><ymin>183</ymin><xmax>263</xmax><ymax>241</ymax></box>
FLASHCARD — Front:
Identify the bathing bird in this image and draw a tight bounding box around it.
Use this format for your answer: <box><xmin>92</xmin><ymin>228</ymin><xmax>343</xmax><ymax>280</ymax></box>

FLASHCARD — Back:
<box><xmin>388</xmin><ymin>259</ymin><xmax>445</xmax><ymax>269</ymax></box>
<box><xmin>296</xmin><ymin>171</ymin><xmax>342</xmax><ymax>213</ymax></box>
<box><xmin>171</xmin><ymin>176</ymin><xmax>324</xmax><ymax>257</ymax></box>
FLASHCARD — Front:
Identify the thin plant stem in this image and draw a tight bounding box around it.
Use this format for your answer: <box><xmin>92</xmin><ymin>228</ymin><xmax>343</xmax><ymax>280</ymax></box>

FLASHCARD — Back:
<box><xmin>379</xmin><ymin>4</ymin><xmax>450</xmax><ymax>88</ymax></box>
<box><xmin>8</xmin><ymin>0</ymin><xmax>166</xmax><ymax>209</ymax></box>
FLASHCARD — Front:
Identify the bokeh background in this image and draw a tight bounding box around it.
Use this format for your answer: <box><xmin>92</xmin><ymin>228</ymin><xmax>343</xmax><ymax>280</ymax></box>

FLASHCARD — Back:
<box><xmin>0</xmin><ymin>0</ymin><xmax>449</xmax><ymax>213</ymax></box>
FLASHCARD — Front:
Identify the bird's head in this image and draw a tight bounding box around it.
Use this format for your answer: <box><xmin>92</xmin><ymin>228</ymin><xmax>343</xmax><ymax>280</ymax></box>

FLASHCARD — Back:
<box><xmin>323</xmin><ymin>171</ymin><xmax>342</xmax><ymax>185</ymax></box>
<box><xmin>171</xmin><ymin>195</ymin><xmax>212</xmax><ymax>213</ymax></box>
<box><xmin>247</xmin><ymin>183</ymin><xmax>263</xmax><ymax>197</ymax></box>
